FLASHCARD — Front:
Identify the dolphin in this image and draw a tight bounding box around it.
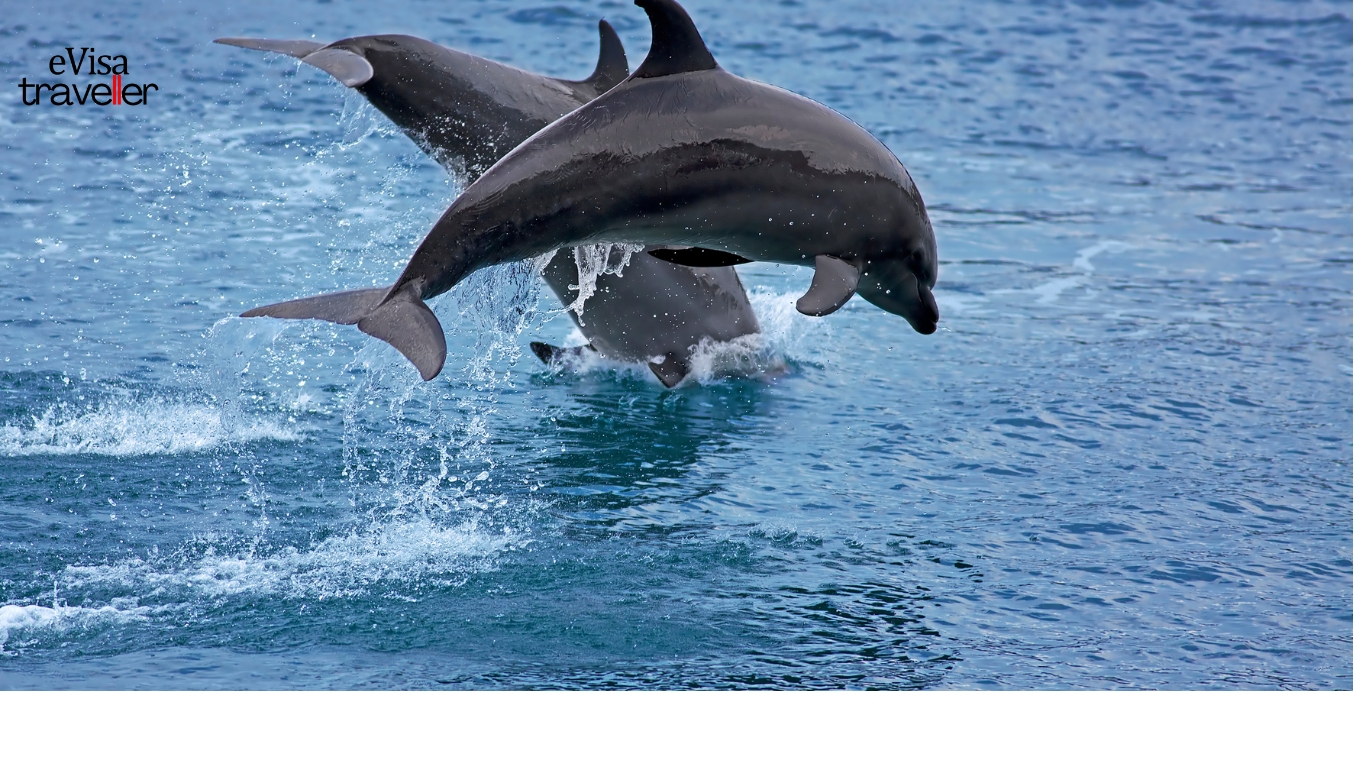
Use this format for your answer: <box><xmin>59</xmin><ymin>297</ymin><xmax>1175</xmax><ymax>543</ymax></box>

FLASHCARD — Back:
<box><xmin>240</xmin><ymin>0</ymin><xmax>938</xmax><ymax>382</ymax></box>
<box><xmin>218</xmin><ymin>22</ymin><xmax>760</xmax><ymax>387</ymax></box>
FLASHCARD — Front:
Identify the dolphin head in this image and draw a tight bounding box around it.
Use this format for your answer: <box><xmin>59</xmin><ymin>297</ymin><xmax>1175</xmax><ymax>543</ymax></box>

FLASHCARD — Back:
<box><xmin>855</xmin><ymin>226</ymin><xmax>939</xmax><ymax>334</ymax></box>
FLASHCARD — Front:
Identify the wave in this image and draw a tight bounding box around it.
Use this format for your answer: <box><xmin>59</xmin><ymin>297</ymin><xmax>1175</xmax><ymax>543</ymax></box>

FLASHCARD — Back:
<box><xmin>63</xmin><ymin>515</ymin><xmax>529</xmax><ymax>602</ymax></box>
<box><xmin>0</xmin><ymin>602</ymin><xmax>150</xmax><ymax>653</ymax></box>
<box><xmin>0</xmin><ymin>400</ymin><xmax>300</xmax><ymax>457</ymax></box>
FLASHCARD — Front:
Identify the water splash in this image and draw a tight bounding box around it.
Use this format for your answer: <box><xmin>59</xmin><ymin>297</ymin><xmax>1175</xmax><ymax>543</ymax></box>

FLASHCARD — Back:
<box><xmin>0</xmin><ymin>400</ymin><xmax>299</xmax><ymax>457</ymax></box>
<box><xmin>538</xmin><ymin>288</ymin><xmax>821</xmax><ymax>386</ymax></box>
<box><xmin>565</xmin><ymin>243</ymin><xmax>634</xmax><ymax>318</ymax></box>
<box><xmin>61</xmin><ymin>515</ymin><xmax>529</xmax><ymax>602</ymax></box>
<box><xmin>0</xmin><ymin>602</ymin><xmax>150</xmax><ymax>653</ymax></box>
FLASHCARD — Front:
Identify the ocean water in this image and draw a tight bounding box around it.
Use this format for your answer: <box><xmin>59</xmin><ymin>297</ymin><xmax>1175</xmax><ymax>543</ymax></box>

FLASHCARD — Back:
<box><xmin>0</xmin><ymin>0</ymin><xmax>1350</xmax><ymax>689</ymax></box>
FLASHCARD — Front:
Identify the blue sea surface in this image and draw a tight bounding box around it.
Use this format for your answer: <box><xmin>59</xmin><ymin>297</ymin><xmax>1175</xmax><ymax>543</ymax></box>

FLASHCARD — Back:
<box><xmin>0</xmin><ymin>0</ymin><xmax>1351</xmax><ymax>689</ymax></box>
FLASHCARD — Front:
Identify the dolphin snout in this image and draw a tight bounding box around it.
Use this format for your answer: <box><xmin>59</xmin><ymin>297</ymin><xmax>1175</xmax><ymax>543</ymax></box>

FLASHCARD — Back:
<box><xmin>908</xmin><ymin>282</ymin><xmax>938</xmax><ymax>335</ymax></box>
<box><xmin>856</xmin><ymin>264</ymin><xmax>938</xmax><ymax>334</ymax></box>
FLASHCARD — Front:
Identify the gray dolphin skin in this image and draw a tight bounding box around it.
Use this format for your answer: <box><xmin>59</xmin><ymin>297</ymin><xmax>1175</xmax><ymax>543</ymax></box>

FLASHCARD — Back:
<box><xmin>238</xmin><ymin>0</ymin><xmax>938</xmax><ymax>382</ymax></box>
<box><xmin>220</xmin><ymin>21</ymin><xmax>759</xmax><ymax>386</ymax></box>
<box><xmin>217</xmin><ymin>24</ymin><xmax>619</xmax><ymax>175</ymax></box>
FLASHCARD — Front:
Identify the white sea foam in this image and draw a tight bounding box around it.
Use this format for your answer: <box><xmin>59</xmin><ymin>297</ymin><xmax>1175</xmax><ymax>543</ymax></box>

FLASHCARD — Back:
<box><xmin>974</xmin><ymin>241</ymin><xmax>1137</xmax><ymax>311</ymax></box>
<box><xmin>64</xmin><ymin>516</ymin><xmax>528</xmax><ymax>601</ymax></box>
<box><xmin>1031</xmin><ymin>275</ymin><xmax>1087</xmax><ymax>305</ymax></box>
<box><xmin>1074</xmin><ymin>240</ymin><xmax>1134</xmax><ymax>273</ymax></box>
<box><xmin>749</xmin><ymin>289</ymin><xmax>829</xmax><ymax>361</ymax></box>
<box><xmin>547</xmin><ymin>289</ymin><xmax>818</xmax><ymax>386</ymax></box>
<box><xmin>932</xmin><ymin>290</ymin><xmax>984</xmax><ymax>316</ymax></box>
<box><xmin>686</xmin><ymin>332</ymin><xmax>772</xmax><ymax>384</ymax></box>
<box><xmin>0</xmin><ymin>602</ymin><xmax>149</xmax><ymax>653</ymax></box>
<box><xmin>689</xmin><ymin>289</ymin><xmax>830</xmax><ymax>380</ymax></box>
<box><xmin>193</xmin><ymin>122</ymin><xmax>323</xmax><ymax>149</ymax></box>
<box><xmin>0</xmin><ymin>401</ymin><xmax>300</xmax><ymax>457</ymax></box>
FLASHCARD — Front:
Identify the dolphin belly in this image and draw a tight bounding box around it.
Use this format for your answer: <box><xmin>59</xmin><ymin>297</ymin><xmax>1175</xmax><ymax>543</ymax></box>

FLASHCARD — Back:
<box><xmin>539</xmin><ymin>248</ymin><xmax>760</xmax><ymax>364</ymax></box>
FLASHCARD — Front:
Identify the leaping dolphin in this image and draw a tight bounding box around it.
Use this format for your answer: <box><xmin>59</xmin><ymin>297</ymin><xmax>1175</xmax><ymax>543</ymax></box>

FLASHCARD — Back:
<box><xmin>240</xmin><ymin>0</ymin><xmax>938</xmax><ymax>381</ymax></box>
<box><xmin>218</xmin><ymin>22</ymin><xmax>760</xmax><ymax>387</ymax></box>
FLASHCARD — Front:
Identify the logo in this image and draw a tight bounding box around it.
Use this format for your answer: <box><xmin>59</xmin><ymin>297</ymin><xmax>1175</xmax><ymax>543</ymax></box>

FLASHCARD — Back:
<box><xmin>18</xmin><ymin>47</ymin><xmax>159</xmax><ymax>106</ymax></box>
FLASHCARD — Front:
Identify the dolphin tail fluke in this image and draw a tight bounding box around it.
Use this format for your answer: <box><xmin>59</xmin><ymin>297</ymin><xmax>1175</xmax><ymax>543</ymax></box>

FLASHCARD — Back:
<box><xmin>356</xmin><ymin>285</ymin><xmax>446</xmax><ymax>380</ymax></box>
<box><xmin>241</xmin><ymin>285</ymin><xmax>447</xmax><ymax>381</ymax></box>
<box><xmin>214</xmin><ymin>37</ymin><xmax>326</xmax><ymax>59</ymax></box>
<box><xmin>299</xmin><ymin>48</ymin><xmax>375</xmax><ymax>88</ymax></box>
<box><xmin>214</xmin><ymin>37</ymin><xmax>374</xmax><ymax>88</ymax></box>
<box><xmin>241</xmin><ymin>287</ymin><xmax>387</xmax><ymax>324</ymax></box>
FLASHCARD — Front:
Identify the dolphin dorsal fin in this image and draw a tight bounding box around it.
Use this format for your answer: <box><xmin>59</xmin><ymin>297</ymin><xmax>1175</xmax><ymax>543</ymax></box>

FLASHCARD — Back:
<box><xmin>586</xmin><ymin>20</ymin><xmax>630</xmax><ymax>94</ymax></box>
<box><xmin>632</xmin><ymin>0</ymin><xmax>718</xmax><ymax>79</ymax></box>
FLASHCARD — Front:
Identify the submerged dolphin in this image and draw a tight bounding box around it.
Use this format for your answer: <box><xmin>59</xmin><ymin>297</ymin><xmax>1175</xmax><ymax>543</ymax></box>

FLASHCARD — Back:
<box><xmin>219</xmin><ymin>22</ymin><xmax>759</xmax><ymax>386</ymax></box>
<box><xmin>241</xmin><ymin>0</ymin><xmax>938</xmax><ymax>381</ymax></box>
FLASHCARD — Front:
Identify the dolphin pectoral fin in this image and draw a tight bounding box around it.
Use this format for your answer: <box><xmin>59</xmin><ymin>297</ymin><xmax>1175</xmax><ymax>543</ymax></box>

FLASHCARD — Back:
<box><xmin>647</xmin><ymin>351</ymin><xmax>689</xmax><ymax>388</ymax></box>
<box><xmin>241</xmin><ymin>287</ymin><xmax>387</xmax><ymax>324</ymax></box>
<box><xmin>796</xmin><ymin>255</ymin><xmax>860</xmax><ymax>317</ymax></box>
<box><xmin>214</xmin><ymin>38</ymin><xmax>326</xmax><ymax>59</ymax></box>
<box><xmin>632</xmin><ymin>0</ymin><xmax>719</xmax><ymax>79</ymax></box>
<box><xmin>647</xmin><ymin>246</ymin><xmax>752</xmax><ymax>268</ymax></box>
<box><xmin>300</xmin><ymin>48</ymin><xmax>375</xmax><ymax>88</ymax></box>
<box><xmin>530</xmin><ymin>341</ymin><xmax>595</xmax><ymax>367</ymax></box>
<box><xmin>530</xmin><ymin>341</ymin><xmax>560</xmax><ymax>365</ymax></box>
<box><xmin>355</xmin><ymin>284</ymin><xmax>446</xmax><ymax>381</ymax></box>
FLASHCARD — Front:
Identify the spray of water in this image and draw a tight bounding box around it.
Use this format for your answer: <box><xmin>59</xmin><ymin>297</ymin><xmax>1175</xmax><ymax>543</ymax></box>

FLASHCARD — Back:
<box><xmin>0</xmin><ymin>88</ymin><xmax>561</xmax><ymax>643</ymax></box>
<box><xmin>563</xmin><ymin>242</ymin><xmax>635</xmax><ymax>319</ymax></box>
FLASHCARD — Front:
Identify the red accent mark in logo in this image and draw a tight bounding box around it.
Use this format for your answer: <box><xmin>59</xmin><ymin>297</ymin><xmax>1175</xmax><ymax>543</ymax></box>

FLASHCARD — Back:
<box><xmin>113</xmin><ymin>74</ymin><xmax>121</xmax><ymax>105</ymax></box>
